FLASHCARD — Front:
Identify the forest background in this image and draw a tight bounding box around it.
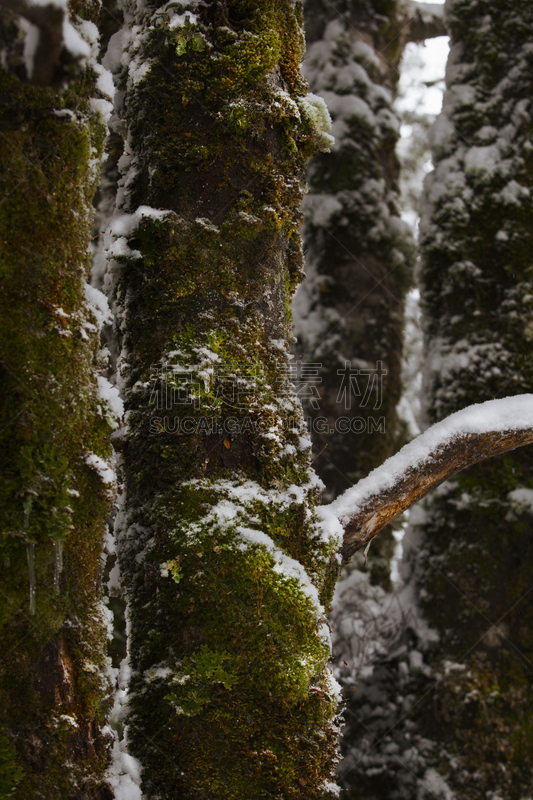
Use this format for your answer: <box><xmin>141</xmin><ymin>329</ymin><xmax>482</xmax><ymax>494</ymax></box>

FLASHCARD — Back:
<box><xmin>1</xmin><ymin>1</ymin><xmax>533</xmax><ymax>799</ymax></box>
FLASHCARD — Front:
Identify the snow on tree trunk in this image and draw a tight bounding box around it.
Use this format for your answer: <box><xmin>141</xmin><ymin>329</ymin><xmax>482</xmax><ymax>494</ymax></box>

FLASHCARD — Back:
<box><xmin>104</xmin><ymin>2</ymin><xmax>343</xmax><ymax>798</ymax></box>
<box><xmin>0</xmin><ymin>6</ymin><xmax>116</xmax><ymax>799</ymax></box>
<box><xmin>338</xmin><ymin>1</ymin><xmax>533</xmax><ymax>797</ymax></box>
<box><xmin>295</xmin><ymin>2</ymin><xmax>415</xmax><ymax>793</ymax></box>
<box><xmin>295</xmin><ymin>0</ymin><xmax>414</xmax><ymax>502</ymax></box>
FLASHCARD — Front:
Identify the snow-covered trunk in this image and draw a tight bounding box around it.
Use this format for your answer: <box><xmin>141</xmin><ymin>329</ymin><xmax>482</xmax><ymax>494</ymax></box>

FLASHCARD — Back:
<box><xmin>105</xmin><ymin>2</ymin><xmax>343</xmax><ymax>798</ymax></box>
<box><xmin>295</xmin><ymin>0</ymin><xmax>414</xmax><ymax>502</ymax></box>
<box><xmin>411</xmin><ymin>0</ymin><xmax>533</xmax><ymax>794</ymax></box>
<box><xmin>0</xmin><ymin>6</ymin><xmax>116</xmax><ymax>799</ymax></box>
<box><xmin>337</xmin><ymin>1</ymin><xmax>533</xmax><ymax>796</ymax></box>
<box><xmin>295</xmin><ymin>4</ymin><xmax>414</xmax><ymax>795</ymax></box>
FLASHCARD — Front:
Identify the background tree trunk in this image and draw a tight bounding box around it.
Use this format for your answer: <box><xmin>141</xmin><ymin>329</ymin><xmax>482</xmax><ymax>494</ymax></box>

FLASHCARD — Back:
<box><xmin>413</xmin><ymin>0</ymin><xmax>533</xmax><ymax>794</ymax></box>
<box><xmin>338</xmin><ymin>1</ymin><xmax>533</xmax><ymax>797</ymax></box>
<box><xmin>0</xmin><ymin>5</ymin><xmax>115</xmax><ymax>798</ymax></box>
<box><xmin>105</xmin><ymin>2</ymin><xmax>342</xmax><ymax>797</ymax></box>
<box><xmin>295</xmin><ymin>0</ymin><xmax>414</xmax><ymax>501</ymax></box>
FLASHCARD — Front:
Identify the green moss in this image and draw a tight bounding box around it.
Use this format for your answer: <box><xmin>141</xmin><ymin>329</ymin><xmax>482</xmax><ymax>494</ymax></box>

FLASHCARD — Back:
<box><xmin>110</xmin><ymin>1</ymin><xmax>341</xmax><ymax>797</ymax></box>
<box><xmin>0</xmin><ymin>16</ymin><xmax>114</xmax><ymax>798</ymax></box>
<box><xmin>0</xmin><ymin>736</ymin><xmax>24</xmax><ymax>799</ymax></box>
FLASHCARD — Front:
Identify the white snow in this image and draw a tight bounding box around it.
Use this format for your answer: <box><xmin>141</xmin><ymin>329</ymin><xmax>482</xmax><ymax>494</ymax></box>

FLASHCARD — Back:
<box><xmin>85</xmin><ymin>452</ymin><xmax>116</xmax><ymax>485</ymax></box>
<box><xmin>107</xmin><ymin>561</ymin><xmax>121</xmax><ymax>594</ymax></box>
<box><xmin>237</xmin><ymin>526</ymin><xmax>323</xmax><ymax>613</ymax></box>
<box><xmin>94</xmin><ymin>62</ymin><xmax>115</xmax><ymax>101</ymax></box>
<box><xmin>418</xmin><ymin>767</ymin><xmax>455</xmax><ymax>799</ymax></box>
<box><xmin>318</xmin><ymin>780</ymin><xmax>341</xmax><ymax>797</ymax></box>
<box><xmin>20</xmin><ymin>19</ymin><xmax>39</xmax><ymax>80</ymax></box>
<box><xmin>508</xmin><ymin>487</ymin><xmax>533</xmax><ymax>513</ymax></box>
<box><xmin>63</xmin><ymin>19</ymin><xmax>91</xmax><ymax>59</ymax></box>
<box><xmin>298</xmin><ymin>93</ymin><xmax>334</xmax><ymax>152</ymax></box>
<box><xmin>102</xmin><ymin>27</ymin><xmax>128</xmax><ymax>74</ymax></box>
<box><xmin>106</xmin><ymin>738</ymin><xmax>143</xmax><ymax>800</ymax></box>
<box><xmin>464</xmin><ymin>144</ymin><xmax>499</xmax><ymax>177</ymax></box>
<box><xmin>90</xmin><ymin>97</ymin><xmax>114</xmax><ymax>124</ymax></box>
<box><xmin>144</xmin><ymin>664</ymin><xmax>172</xmax><ymax>682</ymax></box>
<box><xmin>78</xmin><ymin>19</ymin><xmax>98</xmax><ymax>48</ymax></box>
<box><xmin>110</xmin><ymin>206</ymin><xmax>172</xmax><ymax>238</ymax></box>
<box><xmin>324</xmin><ymin>395</ymin><xmax>533</xmax><ymax>525</ymax></box>
<box><xmin>85</xmin><ymin>283</ymin><xmax>113</xmax><ymax>329</ymax></box>
<box><xmin>110</xmin><ymin>237</ymin><xmax>142</xmax><ymax>259</ymax></box>
<box><xmin>168</xmin><ymin>11</ymin><xmax>197</xmax><ymax>29</ymax></box>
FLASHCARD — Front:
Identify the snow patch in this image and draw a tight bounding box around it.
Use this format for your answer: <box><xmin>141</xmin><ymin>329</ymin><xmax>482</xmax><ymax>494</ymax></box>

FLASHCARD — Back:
<box><xmin>237</xmin><ymin>526</ymin><xmax>323</xmax><ymax>613</ymax></box>
<box><xmin>97</xmin><ymin>376</ymin><xmax>124</xmax><ymax>420</ymax></box>
<box><xmin>298</xmin><ymin>93</ymin><xmax>334</xmax><ymax>152</ymax></box>
<box><xmin>85</xmin><ymin>452</ymin><xmax>116</xmax><ymax>485</ymax></box>
<box><xmin>85</xmin><ymin>283</ymin><xmax>112</xmax><ymax>329</ymax></box>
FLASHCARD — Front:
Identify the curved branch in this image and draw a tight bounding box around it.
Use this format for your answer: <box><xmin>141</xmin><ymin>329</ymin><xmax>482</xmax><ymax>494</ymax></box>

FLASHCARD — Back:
<box><xmin>0</xmin><ymin>0</ymin><xmax>64</xmax><ymax>86</ymax></box>
<box><xmin>407</xmin><ymin>2</ymin><xmax>447</xmax><ymax>42</ymax></box>
<box><xmin>319</xmin><ymin>396</ymin><xmax>533</xmax><ymax>562</ymax></box>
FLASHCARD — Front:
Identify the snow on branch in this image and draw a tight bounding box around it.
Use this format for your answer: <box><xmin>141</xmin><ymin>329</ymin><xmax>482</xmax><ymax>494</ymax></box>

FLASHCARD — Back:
<box><xmin>320</xmin><ymin>396</ymin><xmax>533</xmax><ymax>562</ymax></box>
<box><xmin>407</xmin><ymin>2</ymin><xmax>447</xmax><ymax>42</ymax></box>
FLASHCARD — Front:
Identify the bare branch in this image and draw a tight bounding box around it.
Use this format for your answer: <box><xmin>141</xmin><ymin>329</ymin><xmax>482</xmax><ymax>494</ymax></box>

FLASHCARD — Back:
<box><xmin>406</xmin><ymin>1</ymin><xmax>447</xmax><ymax>42</ymax></box>
<box><xmin>320</xmin><ymin>396</ymin><xmax>533</xmax><ymax>562</ymax></box>
<box><xmin>0</xmin><ymin>0</ymin><xmax>64</xmax><ymax>86</ymax></box>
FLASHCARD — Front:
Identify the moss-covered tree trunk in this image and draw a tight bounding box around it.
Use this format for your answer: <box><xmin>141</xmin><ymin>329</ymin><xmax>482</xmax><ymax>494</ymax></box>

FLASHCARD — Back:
<box><xmin>339</xmin><ymin>1</ymin><xmax>533</xmax><ymax>797</ymax></box>
<box><xmin>105</xmin><ymin>1</ymin><xmax>342</xmax><ymax>798</ymax></box>
<box><xmin>0</xmin><ymin>5</ymin><xmax>116</xmax><ymax>799</ymax></box>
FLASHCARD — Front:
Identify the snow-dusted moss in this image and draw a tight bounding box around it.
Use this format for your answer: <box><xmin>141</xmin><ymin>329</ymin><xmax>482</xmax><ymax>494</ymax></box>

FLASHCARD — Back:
<box><xmin>105</xmin><ymin>1</ymin><xmax>341</xmax><ymax>797</ymax></box>
<box><xmin>0</xmin><ymin>7</ymin><xmax>115</xmax><ymax>798</ymax></box>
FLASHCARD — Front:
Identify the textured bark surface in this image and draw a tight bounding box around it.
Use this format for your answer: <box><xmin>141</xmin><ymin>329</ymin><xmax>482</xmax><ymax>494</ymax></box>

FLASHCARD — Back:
<box><xmin>0</xmin><ymin>6</ymin><xmax>115</xmax><ymax>798</ymax></box>
<box><xmin>106</xmin><ymin>2</ymin><xmax>342</xmax><ymax>798</ymax></box>
<box><xmin>407</xmin><ymin>1</ymin><xmax>446</xmax><ymax>43</ymax></box>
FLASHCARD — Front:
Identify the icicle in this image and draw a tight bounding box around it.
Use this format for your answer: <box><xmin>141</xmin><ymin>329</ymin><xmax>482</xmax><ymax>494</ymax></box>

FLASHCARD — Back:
<box><xmin>53</xmin><ymin>540</ymin><xmax>64</xmax><ymax>596</ymax></box>
<box><xmin>363</xmin><ymin>539</ymin><xmax>372</xmax><ymax>567</ymax></box>
<box><xmin>26</xmin><ymin>542</ymin><xmax>36</xmax><ymax>615</ymax></box>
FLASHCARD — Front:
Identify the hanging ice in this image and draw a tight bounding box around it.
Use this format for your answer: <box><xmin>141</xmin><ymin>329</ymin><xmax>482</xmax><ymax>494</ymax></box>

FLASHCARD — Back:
<box><xmin>26</xmin><ymin>542</ymin><xmax>36</xmax><ymax>616</ymax></box>
<box><xmin>54</xmin><ymin>540</ymin><xmax>64</xmax><ymax>596</ymax></box>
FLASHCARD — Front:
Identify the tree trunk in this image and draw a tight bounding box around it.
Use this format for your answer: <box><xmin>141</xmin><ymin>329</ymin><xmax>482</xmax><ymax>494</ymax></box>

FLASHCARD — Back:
<box><xmin>105</xmin><ymin>2</ymin><xmax>342</xmax><ymax>797</ymax></box>
<box><xmin>295</xmin><ymin>0</ymin><xmax>424</xmax><ymax>594</ymax></box>
<box><xmin>413</xmin><ymin>1</ymin><xmax>533</xmax><ymax>794</ymax></box>
<box><xmin>0</xmin><ymin>5</ymin><xmax>115</xmax><ymax>799</ymax></box>
<box><xmin>296</xmin><ymin>0</ymin><xmax>414</xmax><ymax>500</ymax></box>
<box><xmin>338</xmin><ymin>1</ymin><xmax>533</xmax><ymax>796</ymax></box>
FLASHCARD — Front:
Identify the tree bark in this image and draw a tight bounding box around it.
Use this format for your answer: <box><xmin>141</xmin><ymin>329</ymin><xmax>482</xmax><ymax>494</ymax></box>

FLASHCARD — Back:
<box><xmin>0</xmin><ymin>5</ymin><xmax>115</xmax><ymax>799</ymax></box>
<box><xmin>329</xmin><ymin>399</ymin><xmax>533</xmax><ymax>560</ymax></box>
<box><xmin>0</xmin><ymin>0</ymin><xmax>64</xmax><ymax>86</ymax></box>
<box><xmin>332</xmin><ymin>395</ymin><xmax>533</xmax><ymax>561</ymax></box>
<box><xmin>412</xmin><ymin>2</ymin><xmax>533</xmax><ymax>794</ymax></box>
<box><xmin>407</xmin><ymin>2</ymin><xmax>446</xmax><ymax>43</ymax></box>
<box><xmin>105</xmin><ymin>2</ymin><xmax>342</xmax><ymax>797</ymax></box>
